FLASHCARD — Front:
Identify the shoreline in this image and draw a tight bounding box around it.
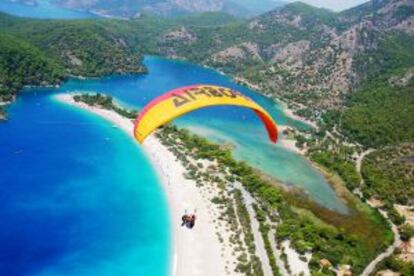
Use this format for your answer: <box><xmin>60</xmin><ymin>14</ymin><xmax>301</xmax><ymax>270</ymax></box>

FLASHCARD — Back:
<box><xmin>55</xmin><ymin>94</ymin><xmax>239</xmax><ymax>276</ymax></box>
<box><xmin>277</xmin><ymin>100</ymin><xmax>318</xmax><ymax>129</ymax></box>
<box><xmin>278</xmin><ymin>125</ymin><xmax>307</xmax><ymax>155</ymax></box>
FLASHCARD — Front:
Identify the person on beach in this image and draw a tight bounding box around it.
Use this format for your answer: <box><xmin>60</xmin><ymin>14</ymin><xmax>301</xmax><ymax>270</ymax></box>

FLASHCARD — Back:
<box><xmin>181</xmin><ymin>210</ymin><xmax>196</xmax><ymax>228</ymax></box>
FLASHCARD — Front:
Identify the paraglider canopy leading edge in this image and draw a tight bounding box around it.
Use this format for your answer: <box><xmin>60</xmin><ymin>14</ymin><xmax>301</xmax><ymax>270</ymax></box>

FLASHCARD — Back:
<box><xmin>134</xmin><ymin>85</ymin><xmax>279</xmax><ymax>144</ymax></box>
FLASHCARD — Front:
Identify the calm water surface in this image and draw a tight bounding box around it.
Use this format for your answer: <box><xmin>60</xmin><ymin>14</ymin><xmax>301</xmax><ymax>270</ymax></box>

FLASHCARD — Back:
<box><xmin>0</xmin><ymin>91</ymin><xmax>169</xmax><ymax>275</ymax></box>
<box><xmin>0</xmin><ymin>0</ymin><xmax>95</xmax><ymax>19</ymax></box>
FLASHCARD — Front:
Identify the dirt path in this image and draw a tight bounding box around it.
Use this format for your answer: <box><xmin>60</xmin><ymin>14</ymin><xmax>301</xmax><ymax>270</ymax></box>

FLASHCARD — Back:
<box><xmin>268</xmin><ymin>227</ymin><xmax>290</xmax><ymax>276</ymax></box>
<box><xmin>356</xmin><ymin>149</ymin><xmax>376</xmax><ymax>175</ymax></box>
<box><xmin>234</xmin><ymin>183</ymin><xmax>273</xmax><ymax>276</ymax></box>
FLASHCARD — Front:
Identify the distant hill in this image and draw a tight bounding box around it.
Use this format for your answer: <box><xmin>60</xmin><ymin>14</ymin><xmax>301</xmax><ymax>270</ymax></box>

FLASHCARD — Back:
<box><xmin>54</xmin><ymin>0</ymin><xmax>287</xmax><ymax>17</ymax></box>
<box><xmin>0</xmin><ymin>11</ymin><xmax>146</xmax><ymax>108</ymax></box>
<box><xmin>155</xmin><ymin>0</ymin><xmax>413</xmax><ymax>122</ymax></box>
<box><xmin>0</xmin><ymin>32</ymin><xmax>63</xmax><ymax>103</ymax></box>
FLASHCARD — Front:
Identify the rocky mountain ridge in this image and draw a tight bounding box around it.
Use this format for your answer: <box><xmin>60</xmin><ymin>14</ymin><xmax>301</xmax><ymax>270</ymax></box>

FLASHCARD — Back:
<box><xmin>157</xmin><ymin>0</ymin><xmax>413</xmax><ymax>118</ymax></box>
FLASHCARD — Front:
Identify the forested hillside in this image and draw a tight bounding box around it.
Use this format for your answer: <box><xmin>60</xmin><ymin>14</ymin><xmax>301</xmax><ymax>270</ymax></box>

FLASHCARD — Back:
<box><xmin>0</xmin><ymin>32</ymin><xmax>64</xmax><ymax>102</ymax></box>
<box><xmin>0</xmin><ymin>12</ymin><xmax>146</xmax><ymax>117</ymax></box>
<box><xmin>342</xmin><ymin>32</ymin><xmax>414</xmax><ymax>148</ymax></box>
<box><xmin>0</xmin><ymin>13</ymin><xmax>146</xmax><ymax>75</ymax></box>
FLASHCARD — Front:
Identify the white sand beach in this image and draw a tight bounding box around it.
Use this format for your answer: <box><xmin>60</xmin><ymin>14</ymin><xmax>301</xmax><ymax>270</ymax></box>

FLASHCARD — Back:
<box><xmin>55</xmin><ymin>94</ymin><xmax>239</xmax><ymax>276</ymax></box>
<box><xmin>278</xmin><ymin>125</ymin><xmax>307</xmax><ymax>155</ymax></box>
<box><xmin>279</xmin><ymin>101</ymin><xmax>318</xmax><ymax>129</ymax></box>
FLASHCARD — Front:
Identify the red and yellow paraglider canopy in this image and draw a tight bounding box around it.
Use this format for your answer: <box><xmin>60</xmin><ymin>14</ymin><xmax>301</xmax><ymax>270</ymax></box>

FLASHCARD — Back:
<box><xmin>134</xmin><ymin>85</ymin><xmax>278</xmax><ymax>144</ymax></box>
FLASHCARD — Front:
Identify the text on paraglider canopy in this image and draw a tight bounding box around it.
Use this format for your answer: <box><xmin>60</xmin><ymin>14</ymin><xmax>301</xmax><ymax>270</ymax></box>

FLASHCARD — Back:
<box><xmin>172</xmin><ymin>86</ymin><xmax>249</xmax><ymax>108</ymax></box>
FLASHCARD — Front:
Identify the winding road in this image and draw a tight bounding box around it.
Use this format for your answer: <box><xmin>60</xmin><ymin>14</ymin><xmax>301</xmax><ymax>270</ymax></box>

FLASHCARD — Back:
<box><xmin>356</xmin><ymin>149</ymin><xmax>402</xmax><ymax>276</ymax></box>
<box><xmin>362</xmin><ymin>210</ymin><xmax>401</xmax><ymax>276</ymax></box>
<box><xmin>356</xmin><ymin>149</ymin><xmax>375</xmax><ymax>176</ymax></box>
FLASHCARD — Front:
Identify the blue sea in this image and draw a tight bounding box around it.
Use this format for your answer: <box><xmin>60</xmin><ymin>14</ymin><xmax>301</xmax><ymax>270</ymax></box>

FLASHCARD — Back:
<box><xmin>0</xmin><ymin>0</ymin><xmax>95</xmax><ymax>19</ymax></box>
<box><xmin>0</xmin><ymin>4</ymin><xmax>347</xmax><ymax>275</ymax></box>
<box><xmin>0</xmin><ymin>91</ymin><xmax>170</xmax><ymax>275</ymax></box>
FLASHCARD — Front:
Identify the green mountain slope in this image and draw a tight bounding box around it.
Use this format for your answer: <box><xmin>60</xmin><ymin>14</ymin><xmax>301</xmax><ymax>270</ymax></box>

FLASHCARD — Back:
<box><xmin>342</xmin><ymin>80</ymin><xmax>414</xmax><ymax>147</ymax></box>
<box><xmin>0</xmin><ymin>12</ymin><xmax>146</xmax><ymax>114</ymax></box>
<box><xmin>362</xmin><ymin>143</ymin><xmax>414</xmax><ymax>205</ymax></box>
<box><xmin>0</xmin><ymin>32</ymin><xmax>63</xmax><ymax>103</ymax></box>
<box><xmin>0</xmin><ymin>14</ymin><xmax>145</xmax><ymax>76</ymax></box>
<box><xmin>342</xmin><ymin>33</ymin><xmax>414</xmax><ymax>148</ymax></box>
